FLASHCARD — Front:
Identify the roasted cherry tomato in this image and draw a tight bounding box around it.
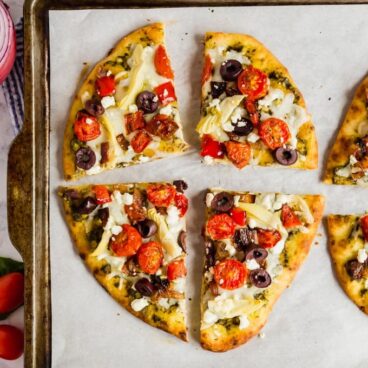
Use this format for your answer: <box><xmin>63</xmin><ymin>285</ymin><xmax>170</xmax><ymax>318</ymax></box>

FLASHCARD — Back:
<box><xmin>258</xmin><ymin>118</ymin><xmax>291</xmax><ymax>150</ymax></box>
<box><xmin>130</xmin><ymin>130</ymin><xmax>152</xmax><ymax>153</ymax></box>
<box><xmin>229</xmin><ymin>208</ymin><xmax>246</xmax><ymax>226</ymax></box>
<box><xmin>224</xmin><ymin>141</ymin><xmax>251</xmax><ymax>169</ymax></box>
<box><xmin>200</xmin><ymin>134</ymin><xmax>225</xmax><ymax>158</ymax></box>
<box><xmin>174</xmin><ymin>193</ymin><xmax>188</xmax><ymax>217</ymax></box>
<box><xmin>0</xmin><ymin>325</ymin><xmax>24</xmax><ymax>361</ymax></box>
<box><xmin>201</xmin><ymin>54</ymin><xmax>213</xmax><ymax>85</ymax></box>
<box><xmin>207</xmin><ymin>213</ymin><xmax>236</xmax><ymax>240</ymax></box>
<box><xmin>74</xmin><ymin>113</ymin><xmax>101</xmax><ymax>142</ymax></box>
<box><xmin>256</xmin><ymin>228</ymin><xmax>282</xmax><ymax>248</ymax></box>
<box><xmin>95</xmin><ymin>75</ymin><xmax>116</xmax><ymax>97</ymax></box>
<box><xmin>361</xmin><ymin>215</ymin><xmax>368</xmax><ymax>241</ymax></box>
<box><xmin>154</xmin><ymin>45</ymin><xmax>174</xmax><ymax>79</ymax></box>
<box><xmin>147</xmin><ymin>183</ymin><xmax>176</xmax><ymax>208</ymax></box>
<box><xmin>167</xmin><ymin>259</ymin><xmax>187</xmax><ymax>281</ymax></box>
<box><xmin>237</xmin><ymin>66</ymin><xmax>268</xmax><ymax>100</ymax></box>
<box><xmin>93</xmin><ymin>185</ymin><xmax>111</xmax><ymax>205</ymax></box>
<box><xmin>244</xmin><ymin>99</ymin><xmax>260</xmax><ymax>126</ymax></box>
<box><xmin>110</xmin><ymin>224</ymin><xmax>142</xmax><ymax>257</ymax></box>
<box><xmin>146</xmin><ymin>114</ymin><xmax>178</xmax><ymax>140</ymax></box>
<box><xmin>137</xmin><ymin>241</ymin><xmax>164</xmax><ymax>274</ymax></box>
<box><xmin>213</xmin><ymin>259</ymin><xmax>247</xmax><ymax>290</ymax></box>
<box><xmin>0</xmin><ymin>272</ymin><xmax>24</xmax><ymax>314</ymax></box>
<box><xmin>125</xmin><ymin>111</ymin><xmax>145</xmax><ymax>134</ymax></box>
<box><xmin>281</xmin><ymin>204</ymin><xmax>302</xmax><ymax>228</ymax></box>
<box><xmin>155</xmin><ymin>81</ymin><xmax>177</xmax><ymax>106</ymax></box>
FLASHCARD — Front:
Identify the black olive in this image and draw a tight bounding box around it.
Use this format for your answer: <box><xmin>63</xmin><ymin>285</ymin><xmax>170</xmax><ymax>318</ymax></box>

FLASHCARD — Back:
<box><xmin>77</xmin><ymin>196</ymin><xmax>97</xmax><ymax>215</ymax></box>
<box><xmin>220</xmin><ymin>60</ymin><xmax>243</xmax><ymax>81</ymax></box>
<box><xmin>134</xmin><ymin>278</ymin><xmax>156</xmax><ymax>296</ymax></box>
<box><xmin>205</xmin><ymin>240</ymin><xmax>216</xmax><ymax>268</ymax></box>
<box><xmin>210</xmin><ymin>192</ymin><xmax>234</xmax><ymax>212</ymax></box>
<box><xmin>75</xmin><ymin>147</ymin><xmax>96</xmax><ymax>170</ymax></box>
<box><xmin>63</xmin><ymin>189</ymin><xmax>80</xmax><ymax>200</ymax></box>
<box><xmin>249</xmin><ymin>268</ymin><xmax>272</xmax><ymax>288</ymax></box>
<box><xmin>173</xmin><ymin>180</ymin><xmax>188</xmax><ymax>193</ymax></box>
<box><xmin>275</xmin><ymin>146</ymin><xmax>298</xmax><ymax>166</ymax></box>
<box><xmin>178</xmin><ymin>230</ymin><xmax>187</xmax><ymax>252</ymax></box>
<box><xmin>136</xmin><ymin>91</ymin><xmax>158</xmax><ymax>114</ymax></box>
<box><xmin>85</xmin><ymin>99</ymin><xmax>105</xmax><ymax>117</ymax></box>
<box><xmin>210</xmin><ymin>81</ymin><xmax>226</xmax><ymax>98</ymax></box>
<box><xmin>345</xmin><ymin>260</ymin><xmax>364</xmax><ymax>280</ymax></box>
<box><xmin>245</xmin><ymin>247</ymin><xmax>268</xmax><ymax>262</ymax></box>
<box><xmin>135</xmin><ymin>219</ymin><xmax>158</xmax><ymax>238</ymax></box>
<box><xmin>225</xmin><ymin>85</ymin><xmax>240</xmax><ymax>96</ymax></box>
<box><xmin>150</xmin><ymin>275</ymin><xmax>170</xmax><ymax>291</ymax></box>
<box><xmin>97</xmin><ymin>207</ymin><xmax>109</xmax><ymax>227</ymax></box>
<box><xmin>232</xmin><ymin>118</ymin><xmax>253</xmax><ymax>136</ymax></box>
<box><xmin>234</xmin><ymin>228</ymin><xmax>257</xmax><ymax>250</ymax></box>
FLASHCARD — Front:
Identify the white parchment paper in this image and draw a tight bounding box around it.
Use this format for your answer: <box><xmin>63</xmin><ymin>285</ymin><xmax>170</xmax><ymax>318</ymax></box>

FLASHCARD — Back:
<box><xmin>49</xmin><ymin>6</ymin><xmax>368</xmax><ymax>368</ymax></box>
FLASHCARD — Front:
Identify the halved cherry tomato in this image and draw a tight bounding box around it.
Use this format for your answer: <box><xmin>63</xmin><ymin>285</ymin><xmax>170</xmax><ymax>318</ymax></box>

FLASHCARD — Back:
<box><xmin>361</xmin><ymin>215</ymin><xmax>368</xmax><ymax>241</ymax></box>
<box><xmin>174</xmin><ymin>193</ymin><xmax>188</xmax><ymax>217</ymax></box>
<box><xmin>146</xmin><ymin>114</ymin><xmax>178</xmax><ymax>140</ymax></box>
<box><xmin>224</xmin><ymin>141</ymin><xmax>251</xmax><ymax>169</ymax></box>
<box><xmin>74</xmin><ymin>113</ymin><xmax>101</xmax><ymax>142</ymax></box>
<box><xmin>244</xmin><ymin>99</ymin><xmax>259</xmax><ymax>126</ymax></box>
<box><xmin>154</xmin><ymin>45</ymin><xmax>174</xmax><ymax>79</ymax></box>
<box><xmin>93</xmin><ymin>185</ymin><xmax>111</xmax><ymax>204</ymax></box>
<box><xmin>110</xmin><ymin>224</ymin><xmax>142</xmax><ymax>257</ymax></box>
<box><xmin>213</xmin><ymin>259</ymin><xmax>247</xmax><ymax>290</ymax></box>
<box><xmin>207</xmin><ymin>213</ymin><xmax>236</xmax><ymax>240</ymax></box>
<box><xmin>0</xmin><ymin>272</ymin><xmax>24</xmax><ymax>314</ymax></box>
<box><xmin>137</xmin><ymin>241</ymin><xmax>164</xmax><ymax>274</ymax></box>
<box><xmin>200</xmin><ymin>134</ymin><xmax>225</xmax><ymax>158</ymax></box>
<box><xmin>167</xmin><ymin>259</ymin><xmax>187</xmax><ymax>281</ymax></box>
<box><xmin>201</xmin><ymin>54</ymin><xmax>213</xmax><ymax>85</ymax></box>
<box><xmin>95</xmin><ymin>75</ymin><xmax>116</xmax><ymax>97</ymax></box>
<box><xmin>147</xmin><ymin>183</ymin><xmax>176</xmax><ymax>208</ymax></box>
<box><xmin>281</xmin><ymin>204</ymin><xmax>302</xmax><ymax>228</ymax></box>
<box><xmin>130</xmin><ymin>130</ymin><xmax>152</xmax><ymax>153</ymax></box>
<box><xmin>0</xmin><ymin>325</ymin><xmax>24</xmax><ymax>361</ymax></box>
<box><xmin>125</xmin><ymin>111</ymin><xmax>145</xmax><ymax>134</ymax></box>
<box><xmin>237</xmin><ymin>66</ymin><xmax>268</xmax><ymax>100</ymax></box>
<box><xmin>155</xmin><ymin>82</ymin><xmax>177</xmax><ymax>106</ymax></box>
<box><xmin>256</xmin><ymin>228</ymin><xmax>282</xmax><ymax>248</ymax></box>
<box><xmin>258</xmin><ymin>118</ymin><xmax>291</xmax><ymax>150</ymax></box>
<box><xmin>229</xmin><ymin>208</ymin><xmax>246</xmax><ymax>226</ymax></box>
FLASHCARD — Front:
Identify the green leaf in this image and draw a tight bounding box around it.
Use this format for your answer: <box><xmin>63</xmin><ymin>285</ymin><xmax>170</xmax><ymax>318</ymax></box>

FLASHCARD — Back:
<box><xmin>0</xmin><ymin>257</ymin><xmax>24</xmax><ymax>277</ymax></box>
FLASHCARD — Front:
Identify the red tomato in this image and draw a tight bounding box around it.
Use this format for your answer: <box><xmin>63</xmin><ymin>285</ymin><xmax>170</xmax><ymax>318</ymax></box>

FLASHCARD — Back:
<box><xmin>237</xmin><ymin>66</ymin><xmax>268</xmax><ymax>100</ymax></box>
<box><xmin>0</xmin><ymin>325</ymin><xmax>24</xmax><ymax>360</ymax></box>
<box><xmin>154</xmin><ymin>45</ymin><xmax>174</xmax><ymax>79</ymax></box>
<box><xmin>110</xmin><ymin>224</ymin><xmax>142</xmax><ymax>257</ymax></box>
<box><xmin>224</xmin><ymin>141</ymin><xmax>251</xmax><ymax>169</ymax></box>
<box><xmin>200</xmin><ymin>134</ymin><xmax>225</xmax><ymax>158</ymax></box>
<box><xmin>154</xmin><ymin>82</ymin><xmax>177</xmax><ymax>106</ymax></box>
<box><xmin>147</xmin><ymin>183</ymin><xmax>176</xmax><ymax>208</ymax></box>
<box><xmin>361</xmin><ymin>215</ymin><xmax>368</xmax><ymax>241</ymax></box>
<box><xmin>125</xmin><ymin>111</ymin><xmax>145</xmax><ymax>134</ymax></box>
<box><xmin>146</xmin><ymin>114</ymin><xmax>178</xmax><ymax>140</ymax></box>
<box><xmin>256</xmin><ymin>228</ymin><xmax>282</xmax><ymax>248</ymax></box>
<box><xmin>137</xmin><ymin>242</ymin><xmax>164</xmax><ymax>274</ymax></box>
<box><xmin>130</xmin><ymin>130</ymin><xmax>152</xmax><ymax>153</ymax></box>
<box><xmin>73</xmin><ymin>113</ymin><xmax>101</xmax><ymax>142</ymax></box>
<box><xmin>229</xmin><ymin>208</ymin><xmax>246</xmax><ymax>226</ymax></box>
<box><xmin>281</xmin><ymin>204</ymin><xmax>302</xmax><ymax>228</ymax></box>
<box><xmin>93</xmin><ymin>185</ymin><xmax>111</xmax><ymax>204</ymax></box>
<box><xmin>201</xmin><ymin>54</ymin><xmax>213</xmax><ymax>85</ymax></box>
<box><xmin>213</xmin><ymin>259</ymin><xmax>247</xmax><ymax>290</ymax></box>
<box><xmin>0</xmin><ymin>273</ymin><xmax>24</xmax><ymax>314</ymax></box>
<box><xmin>95</xmin><ymin>75</ymin><xmax>116</xmax><ymax>97</ymax></box>
<box><xmin>258</xmin><ymin>118</ymin><xmax>291</xmax><ymax>150</ymax></box>
<box><xmin>207</xmin><ymin>213</ymin><xmax>236</xmax><ymax>240</ymax></box>
<box><xmin>174</xmin><ymin>193</ymin><xmax>188</xmax><ymax>217</ymax></box>
<box><xmin>167</xmin><ymin>259</ymin><xmax>187</xmax><ymax>281</ymax></box>
<box><xmin>244</xmin><ymin>99</ymin><xmax>259</xmax><ymax>126</ymax></box>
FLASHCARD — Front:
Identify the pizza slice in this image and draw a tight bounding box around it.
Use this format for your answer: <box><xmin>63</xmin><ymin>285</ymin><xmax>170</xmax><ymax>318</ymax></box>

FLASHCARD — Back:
<box><xmin>58</xmin><ymin>181</ymin><xmax>189</xmax><ymax>340</ymax></box>
<box><xmin>324</xmin><ymin>76</ymin><xmax>368</xmax><ymax>186</ymax></box>
<box><xmin>200</xmin><ymin>189</ymin><xmax>324</xmax><ymax>351</ymax></box>
<box><xmin>63</xmin><ymin>23</ymin><xmax>188</xmax><ymax>180</ymax></box>
<box><xmin>327</xmin><ymin>214</ymin><xmax>368</xmax><ymax>314</ymax></box>
<box><xmin>196</xmin><ymin>32</ymin><xmax>318</xmax><ymax>170</ymax></box>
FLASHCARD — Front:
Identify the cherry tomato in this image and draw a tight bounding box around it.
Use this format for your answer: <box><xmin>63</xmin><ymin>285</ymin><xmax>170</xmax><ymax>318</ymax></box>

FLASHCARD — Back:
<box><xmin>244</xmin><ymin>99</ymin><xmax>259</xmax><ymax>126</ymax></box>
<box><xmin>361</xmin><ymin>215</ymin><xmax>368</xmax><ymax>241</ymax></box>
<box><xmin>147</xmin><ymin>183</ymin><xmax>176</xmax><ymax>208</ymax></box>
<box><xmin>0</xmin><ymin>325</ymin><xmax>24</xmax><ymax>360</ymax></box>
<box><xmin>207</xmin><ymin>213</ymin><xmax>236</xmax><ymax>240</ymax></box>
<box><xmin>229</xmin><ymin>208</ymin><xmax>246</xmax><ymax>226</ymax></box>
<box><xmin>200</xmin><ymin>134</ymin><xmax>225</xmax><ymax>158</ymax></box>
<box><xmin>95</xmin><ymin>75</ymin><xmax>116</xmax><ymax>97</ymax></box>
<box><xmin>224</xmin><ymin>141</ymin><xmax>251</xmax><ymax>169</ymax></box>
<box><xmin>167</xmin><ymin>259</ymin><xmax>187</xmax><ymax>281</ymax></box>
<box><xmin>73</xmin><ymin>112</ymin><xmax>101</xmax><ymax>142</ymax></box>
<box><xmin>201</xmin><ymin>54</ymin><xmax>213</xmax><ymax>85</ymax></box>
<box><xmin>154</xmin><ymin>45</ymin><xmax>174</xmax><ymax>79</ymax></box>
<box><xmin>258</xmin><ymin>118</ymin><xmax>291</xmax><ymax>150</ymax></box>
<box><xmin>214</xmin><ymin>259</ymin><xmax>247</xmax><ymax>290</ymax></box>
<box><xmin>146</xmin><ymin>114</ymin><xmax>178</xmax><ymax>140</ymax></box>
<box><xmin>256</xmin><ymin>228</ymin><xmax>282</xmax><ymax>248</ymax></box>
<box><xmin>0</xmin><ymin>273</ymin><xmax>24</xmax><ymax>314</ymax></box>
<box><xmin>125</xmin><ymin>111</ymin><xmax>145</xmax><ymax>134</ymax></box>
<box><xmin>174</xmin><ymin>193</ymin><xmax>188</xmax><ymax>217</ymax></box>
<box><xmin>237</xmin><ymin>65</ymin><xmax>268</xmax><ymax>100</ymax></box>
<box><xmin>137</xmin><ymin>242</ymin><xmax>164</xmax><ymax>274</ymax></box>
<box><xmin>93</xmin><ymin>185</ymin><xmax>111</xmax><ymax>205</ymax></box>
<box><xmin>110</xmin><ymin>224</ymin><xmax>142</xmax><ymax>257</ymax></box>
<box><xmin>281</xmin><ymin>204</ymin><xmax>302</xmax><ymax>228</ymax></box>
<box><xmin>130</xmin><ymin>130</ymin><xmax>152</xmax><ymax>153</ymax></box>
<box><xmin>155</xmin><ymin>82</ymin><xmax>177</xmax><ymax>106</ymax></box>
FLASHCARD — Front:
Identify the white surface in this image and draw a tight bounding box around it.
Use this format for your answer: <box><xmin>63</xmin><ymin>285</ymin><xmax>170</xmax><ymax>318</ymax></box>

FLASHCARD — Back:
<box><xmin>49</xmin><ymin>6</ymin><xmax>368</xmax><ymax>368</ymax></box>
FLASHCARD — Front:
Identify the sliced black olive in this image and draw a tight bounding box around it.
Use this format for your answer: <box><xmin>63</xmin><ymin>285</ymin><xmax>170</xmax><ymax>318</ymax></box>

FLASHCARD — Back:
<box><xmin>75</xmin><ymin>147</ymin><xmax>96</xmax><ymax>170</ymax></box>
<box><xmin>135</xmin><ymin>219</ymin><xmax>158</xmax><ymax>238</ymax></box>
<box><xmin>275</xmin><ymin>146</ymin><xmax>298</xmax><ymax>166</ymax></box>
<box><xmin>178</xmin><ymin>230</ymin><xmax>187</xmax><ymax>252</ymax></box>
<box><xmin>249</xmin><ymin>268</ymin><xmax>272</xmax><ymax>288</ymax></box>
<box><xmin>234</xmin><ymin>228</ymin><xmax>257</xmax><ymax>250</ymax></box>
<box><xmin>150</xmin><ymin>275</ymin><xmax>170</xmax><ymax>291</ymax></box>
<box><xmin>173</xmin><ymin>180</ymin><xmax>188</xmax><ymax>193</ymax></box>
<box><xmin>210</xmin><ymin>81</ymin><xmax>226</xmax><ymax>98</ymax></box>
<box><xmin>126</xmin><ymin>257</ymin><xmax>139</xmax><ymax>276</ymax></box>
<box><xmin>85</xmin><ymin>98</ymin><xmax>104</xmax><ymax>117</ymax></box>
<box><xmin>345</xmin><ymin>260</ymin><xmax>364</xmax><ymax>280</ymax></box>
<box><xmin>232</xmin><ymin>118</ymin><xmax>253</xmax><ymax>136</ymax></box>
<box><xmin>205</xmin><ymin>240</ymin><xmax>216</xmax><ymax>268</ymax></box>
<box><xmin>136</xmin><ymin>91</ymin><xmax>158</xmax><ymax>114</ymax></box>
<box><xmin>220</xmin><ymin>60</ymin><xmax>243</xmax><ymax>81</ymax></box>
<box><xmin>134</xmin><ymin>278</ymin><xmax>156</xmax><ymax>296</ymax></box>
<box><xmin>77</xmin><ymin>196</ymin><xmax>97</xmax><ymax>215</ymax></box>
<box><xmin>210</xmin><ymin>192</ymin><xmax>234</xmax><ymax>212</ymax></box>
<box><xmin>245</xmin><ymin>247</ymin><xmax>268</xmax><ymax>262</ymax></box>
<box><xmin>97</xmin><ymin>207</ymin><xmax>109</xmax><ymax>227</ymax></box>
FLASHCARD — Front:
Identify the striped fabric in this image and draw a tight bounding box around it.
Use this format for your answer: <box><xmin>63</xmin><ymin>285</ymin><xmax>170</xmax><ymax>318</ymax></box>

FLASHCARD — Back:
<box><xmin>1</xmin><ymin>18</ymin><xmax>23</xmax><ymax>134</ymax></box>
